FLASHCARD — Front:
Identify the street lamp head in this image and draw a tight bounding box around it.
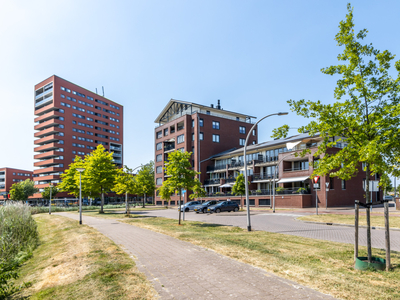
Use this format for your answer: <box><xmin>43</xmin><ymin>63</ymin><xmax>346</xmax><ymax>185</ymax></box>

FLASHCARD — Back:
<box><xmin>76</xmin><ymin>168</ymin><xmax>85</xmax><ymax>173</ymax></box>
<box><xmin>278</xmin><ymin>112</ymin><xmax>289</xmax><ymax>116</ymax></box>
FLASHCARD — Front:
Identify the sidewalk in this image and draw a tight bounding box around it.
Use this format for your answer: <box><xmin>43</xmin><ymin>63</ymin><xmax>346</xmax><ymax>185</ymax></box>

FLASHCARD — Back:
<box><xmin>56</xmin><ymin>212</ymin><xmax>335</xmax><ymax>300</ymax></box>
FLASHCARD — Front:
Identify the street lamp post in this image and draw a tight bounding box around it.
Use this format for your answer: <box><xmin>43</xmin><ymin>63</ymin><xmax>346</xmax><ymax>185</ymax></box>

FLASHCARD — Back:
<box><xmin>272</xmin><ymin>152</ymin><xmax>296</xmax><ymax>213</ymax></box>
<box><xmin>49</xmin><ymin>183</ymin><xmax>53</xmax><ymax>215</ymax></box>
<box><xmin>76</xmin><ymin>168</ymin><xmax>85</xmax><ymax>225</ymax></box>
<box><xmin>244</xmin><ymin>112</ymin><xmax>288</xmax><ymax>231</ymax></box>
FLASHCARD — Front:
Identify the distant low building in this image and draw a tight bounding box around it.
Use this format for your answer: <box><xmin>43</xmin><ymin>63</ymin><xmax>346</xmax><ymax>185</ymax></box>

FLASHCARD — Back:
<box><xmin>0</xmin><ymin>167</ymin><xmax>33</xmax><ymax>200</ymax></box>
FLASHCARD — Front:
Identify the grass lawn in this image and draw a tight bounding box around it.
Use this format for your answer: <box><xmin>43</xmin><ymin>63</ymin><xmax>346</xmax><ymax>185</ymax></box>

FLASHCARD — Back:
<box><xmin>298</xmin><ymin>213</ymin><xmax>400</xmax><ymax>229</ymax></box>
<box><xmin>118</xmin><ymin>217</ymin><xmax>400</xmax><ymax>300</ymax></box>
<box><xmin>11</xmin><ymin>214</ymin><xmax>157</xmax><ymax>300</ymax></box>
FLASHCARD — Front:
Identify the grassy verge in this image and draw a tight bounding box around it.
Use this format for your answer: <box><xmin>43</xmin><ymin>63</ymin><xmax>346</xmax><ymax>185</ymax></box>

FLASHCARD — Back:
<box><xmin>298</xmin><ymin>213</ymin><xmax>400</xmax><ymax>229</ymax></box>
<box><xmin>118</xmin><ymin>217</ymin><xmax>400</xmax><ymax>300</ymax></box>
<box><xmin>12</xmin><ymin>214</ymin><xmax>157</xmax><ymax>299</ymax></box>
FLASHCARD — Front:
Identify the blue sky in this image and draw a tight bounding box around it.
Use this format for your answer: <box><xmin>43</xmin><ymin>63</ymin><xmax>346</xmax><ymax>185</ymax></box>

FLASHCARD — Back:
<box><xmin>1</xmin><ymin>1</ymin><xmax>399</xmax><ymax>178</ymax></box>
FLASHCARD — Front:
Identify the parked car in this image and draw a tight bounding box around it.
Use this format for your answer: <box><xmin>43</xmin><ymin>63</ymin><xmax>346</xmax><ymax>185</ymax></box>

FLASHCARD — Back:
<box><xmin>179</xmin><ymin>201</ymin><xmax>202</xmax><ymax>212</ymax></box>
<box><xmin>194</xmin><ymin>200</ymin><xmax>219</xmax><ymax>213</ymax></box>
<box><xmin>208</xmin><ymin>201</ymin><xmax>239</xmax><ymax>213</ymax></box>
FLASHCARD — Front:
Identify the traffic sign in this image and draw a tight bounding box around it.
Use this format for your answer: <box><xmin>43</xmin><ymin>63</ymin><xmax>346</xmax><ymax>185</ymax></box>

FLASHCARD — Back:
<box><xmin>313</xmin><ymin>176</ymin><xmax>320</xmax><ymax>184</ymax></box>
<box><xmin>326</xmin><ymin>182</ymin><xmax>329</xmax><ymax>188</ymax></box>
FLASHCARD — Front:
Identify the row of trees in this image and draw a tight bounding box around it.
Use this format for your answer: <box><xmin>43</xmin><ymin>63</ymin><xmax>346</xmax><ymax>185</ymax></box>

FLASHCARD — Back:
<box><xmin>57</xmin><ymin>145</ymin><xmax>156</xmax><ymax>213</ymax></box>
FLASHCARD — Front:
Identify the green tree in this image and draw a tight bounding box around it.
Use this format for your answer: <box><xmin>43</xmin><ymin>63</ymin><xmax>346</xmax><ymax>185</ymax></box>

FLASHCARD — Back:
<box><xmin>158</xmin><ymin>182</ymin><xmax>174</xmax><ymax>207</ymax></box>
<box><xmin>41</xmin><ymin>186</ymin><xmax>60</xmax><ymax>200</ymax></box>
<box><xmin>159</xmin><ymin>150</ymin><xmax>200</xmax><ymax>224</ymax></box>
<box><xmin>58</xmin><ymin>156</ymin><xmax>88</xmax><ymax>197</ymax></box>
<box><xmin>273</xmin><ymin>4</ymin><xmax>400</xmax><ymax>263</ymax></box>
<box><xmin>189</xmin><ymin>179</ymin><xmax>207</xmax><ymax>200</ymax></box>
<box><xmin>135</xmin><ymin>161</ymin><xmax>156</xmax><ymax>208</ymax></box>
<box><xmin>113</xmin><ymin>166</ymin><xmax>137</xmax><ymax>213</ymax></box>
<box><xmin>83</xmin><ymin>145</ymin><xmax>118</xmax><ymax>213</ymax></box>
<box><xmin>9</xmin><ymin>179</ymin><xmax>38</xmax><ymax>201</ymax></box>
<box><xmin>232</xmin><ymin>174</ymin><xmax>248</xmax><ymax>209</ymax></box>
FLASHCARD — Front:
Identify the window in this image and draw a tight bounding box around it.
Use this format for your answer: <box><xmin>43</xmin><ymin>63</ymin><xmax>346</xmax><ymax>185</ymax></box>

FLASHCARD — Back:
<box><xmin>156</xmin><ymin>154</ymin><xmax>162</xmax><ymax>162</ymax></box>
<box><xmin>59</xmin><ymin>124</ymin><xmax>64</xmax><ymax>128</ymax></box>
<box><xmin>156</xmin><ymin>131</ymin><xmax>162</xmax><ymax>139</ymax></box>
<box><xmin>212</xmin><ymin>134</ymin><xmax>220</xmax><ymax>143</ymax></box>
<box><xmin>61</xmin><ymin>94</ymin><xmax>65</xmax><ymax>98</ymax></box>
<box><xmin>156</xmin><ymin>166</ymin><xmax>163</xmax><ymax>173</ymax></box>
<box><xmin>212</xmin><ymin>121</ymin><xmax>220</xmax><ymax>129</ymax></box>
<box><xmin>200</xmin><ymin>132</ymin><xmax>204</xmax><ymax>140</ymax></box>
<box><xmin>164</xmin><ymin>128</ymin><xmax>168</xmax><ymax>136</ymax></box>
<box><xmin>236</xmin><ymin>117</ymin><xmax>239</xmax><ymax>121</ymax></box>
<box><xmin>156</xmin><ymin>143</ymin><xmax>162</xmax><ymax>150</ymax></box>
<box><xmin>72</xmin><ymin>135</ymin><xmax>76</xmax><ymax>139</ymax></box>
<box><xmin>362</xmin><ymin>162</ymin><xmax>367</xmax><ymax>171</ymax></box>
<box><xmin>239</xmin><ymin>126</ymin><xmax>245</xmax><ymax>134</ymax></box>
<box><xmin>330</xmin><ymin>177</ymin><xmax>334</xmax><ymax>190</ymax></box>
<box><xmin>206</xmin><ymin>111</ymin><xmax>210</xmax><ymax>115</ymax></box>
<box><xmin>156</xmin><ymin>178</ymin><xmax>162</xmax><ymax>185</ymax></box>
<box><xmin>341</xmin><ymin>180</ymin><xmax>346</xmax><ymax>190</ymax></box>
<box><xmin>199</xmin><ymin>119</ymin><xmax>204</xmax><ymax>127</ymax></box>
<box><xmin>253</xmin><ymin>129</ymin><xmax>256</xmax><ymax>136</ymax></box>
<box><xmin>178</xmin><ymin>147</ymin><xmax>184</xmax><ymax>152</ymax></box>
<box><xmin>87</xmin><ymin>117</ymin><xmax>93</xmax><ymax>121</ymax></box>
<box><xmin>240</xmin><ymin>138</ymin><xmax>245</xmax><ymax>146</ymax></box>
<box><xmin>177</xmin><ymin>134</ymin><xmax>184</xmax><ymax>144</ymax></box>
<box><xmin>192</xmin><ymin>133</ymin><xmax>194</xmax><ymax>141</ymax></box>
<box><xmin>87</xmin><ymin>96</ymin><xmax>94</xmax><ymax>101</ymax></box>
<box><xmin>59</xmin><ymin>117</ymin><xmax>64</xmax><ymax>121</ymax></box>
<box><xmin>192</xmin><ymin>119</ymin><xmax>194</xmax><ymax>127</ymax></box>
<box><xmin>58</xmin><ymin>140</ymin><xmax>64</xmax><ymax>144</ymax></box>
<box><xmin>58</xmin><ymin>132</ymin><xmax>64</xmax><ymax>136</ymax></box>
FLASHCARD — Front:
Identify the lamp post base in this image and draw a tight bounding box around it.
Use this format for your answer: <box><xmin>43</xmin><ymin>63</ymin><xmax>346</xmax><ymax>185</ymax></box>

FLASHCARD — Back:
<box><xmin>247</xmin><ymin>226</ymin><xmax>251</xmax><ymax>232</ymax></box>
<box><xmin>79</xmin><ymin>221</ymin><xmax>82</xmax><ymax>225</ymax></box>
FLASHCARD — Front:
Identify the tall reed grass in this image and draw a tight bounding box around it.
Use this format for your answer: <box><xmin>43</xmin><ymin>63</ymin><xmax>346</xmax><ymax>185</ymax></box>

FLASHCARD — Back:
<box><xmin>0</xmin><ymin>202</ymin><xmax>39</xmax><ymax>297</ymax></box>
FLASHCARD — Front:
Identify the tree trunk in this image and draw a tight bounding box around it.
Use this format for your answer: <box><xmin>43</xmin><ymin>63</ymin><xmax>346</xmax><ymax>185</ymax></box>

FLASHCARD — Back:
<box><xmin>125</xmin><ymin>192</ymin><xmax>128</xmax><ymax>214</ymax></box>
<box><xmin>100</xmin><ymin>192</ymin><xmax>104</xmax><ymax>213</ymax></box>
<box><xmin>143</xmin><ymin>193</ymin><xmax>146</xmax><ymax>208</ymax></box>
<box><xmin>178</xmin><ymin>189</ymin><xmax>182</xmax><ymax>225</ymax></box>
<box><xmin>365</xmin><ymin>163</ymin><xmax>372</xmax><ymax>263</ymax></box>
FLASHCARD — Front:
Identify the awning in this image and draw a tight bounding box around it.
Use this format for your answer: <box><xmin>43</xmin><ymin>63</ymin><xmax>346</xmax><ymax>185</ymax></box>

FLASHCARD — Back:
<box><xmin>277</xmin><ymin>176</ymin><xmax>310</xmax><ymax>183</ymax></box>
<box><xmin>219</xmin><ymin>183</ymin><xmax>233</xmax><ymax>188</ymax></box>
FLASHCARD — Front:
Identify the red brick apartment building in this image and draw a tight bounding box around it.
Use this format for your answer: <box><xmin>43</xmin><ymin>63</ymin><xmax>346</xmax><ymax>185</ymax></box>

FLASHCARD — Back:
<box><xmin>154</xmin><ymin>99</ymin><xmax>257</xmax><ymax>205</ymax></box>
<box><xmin>200</xmin><ymin>133</ymin><xmax>381</xmax><ymax>208</ymax></box>
<box><xmin>33</xmin><ymin>75</ymin><xmax>123</xmax><ymax>200</ymax></box>
<box><xmin>0</xmin><ymin>168</ymin><xmax>33</xmax><ymax>200</ymax></box>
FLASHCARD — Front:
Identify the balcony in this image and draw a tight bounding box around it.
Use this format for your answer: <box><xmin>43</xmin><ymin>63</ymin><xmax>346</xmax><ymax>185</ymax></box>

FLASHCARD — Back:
<box><xmin>228</xmin><ymin>161</ymin><xmax>244</xmax><ymax>169</ymax></box>
<box><xmin>113</xmin><ymin>159</ymin><xmax>122</xmax><ymax>164</ymax></box>
<box><xmin>34</xmin><ymin>134</ymin><xmax>60</xmax><ymax>145</ymax></box>
<box><xmin>34</xmin><ymin>150</ymin><xmax>62</xmax><ymax>160</ymax></box>
<box><xmin>34</xmin><ymin>126</ymin><xmax>60</xmax><ymax>138</ymax></box>
<box><xmin>34</xmin><ymin>158</ymin><xmax>63</xmax><ymax>167</ymax></box>
<box><xmin>284</xmin><ymin>167</ymin><xmax>309</xmax><ymax>172</ymax></box>
<box><xmin>34</xmin><ymin>111</ymin><xmax>63</xmax><ymax>123</ymax></box>
<box><xmin>34</xmin><ymin>119</ymin><xmax>61</xmax><ymax>131</ymax></box>
<box><xmin>164</xmin><ymin>144</ymin><xmax>175</xmax><ymax>152</ymax></box>
<box><xmin>33</xmin><ymin>174</ymin><xmax>60</xmax><ymax>182</ymax></box>
<box><xmin>206</xmin><ymin>165</ymin><xmax>227</xmax><ymax>172</ymax></box>
<box><xmin>204</xmin><ymin>179</ymin><xmax>221</xmax><ymax>185</ymax></box>
<box><xmin>34</xmin><ymin>142</ymin><xmax>59</xmax><ymax>152</ymax></box>
<box><xmin>254</xmin><ymin>156</ymin><xmax>279</xmax><ymax>165</ymax></box>
<box><xmin>35</xmin><ymin>95</ymin><xmax>54</xmax><ymax>109</ymax></box>
<box><xmin>112</xmin><ymin>152</ymin><xmax>122</xmax><ymax>157</ymax></box>
<box><xmin>35</xmin><ymin>87</ymin><xmax>53</xmax><ymax>100</ymax></box>
<box><xmin>110</xmin><ymin>145</ymin><xmax>121</xmax><ymax>151</ymax></box>
<box><xmin>275</xmin><ymin>187</ymin><xmax>311</xmax><ymax>195</ymax></box>
<box><xmin>252</xmin><ymin>173</ymin><xmax>278</xmax><ymax>181</ymax></box>
<box><xmin>225</xmin><ymin>177</ymin><xmax>236</xmax><ymax>183</ymax></box>
<box><xmin>34</xmin><ymin>166</ymin><xmax>64</xmax><ymax>175</ymax></box>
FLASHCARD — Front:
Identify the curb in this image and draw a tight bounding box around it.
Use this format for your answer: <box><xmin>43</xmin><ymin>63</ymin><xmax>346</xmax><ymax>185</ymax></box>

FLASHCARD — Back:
<box><xmin>298</xmin><ymin>219</ymin><xmax>400</xmax><ymax>231</ymax></box>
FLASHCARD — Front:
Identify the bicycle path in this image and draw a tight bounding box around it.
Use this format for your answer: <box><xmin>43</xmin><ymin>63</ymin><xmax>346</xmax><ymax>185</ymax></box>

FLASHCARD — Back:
<box><xmin>56</xmin><ymin>212</ymin><xmax>335</xmax><ymax>300</ymax></box>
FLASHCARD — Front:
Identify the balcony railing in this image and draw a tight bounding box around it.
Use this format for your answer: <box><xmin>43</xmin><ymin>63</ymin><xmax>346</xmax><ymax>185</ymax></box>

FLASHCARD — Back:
<box><xmin>110</xmin><ymin>146</ymin><xmax>121</xmax><ymax>151</ymax></box>
<box><xmin>252</xmin><ymin>173</ymin><xmax>278</xmax><ymax>181</ymax></box>
<box><xmin>228</xmin><ymin>161</ymin><xmax>244</xmax><ymax>169</ymax></box>
<box><xmin>207</xmin><ymin>165</ymin><xmax>227</xmax><ymax>172</ymax></box>
<box><xmin>225</xmin><ymin>178</ymin><xmax>236</xmax><ymax>183</ymax></box>
<box><xmin>204</xmin><ymin>179</ymin><xmax>221</xmax><ymax>185</ymax></box>
<box><xmin>255</xmin><ymin>156</ymin><xmax>279</xmax><ymax>164</ymax></box>
<box><xmin>164</xmin><ymin>144</ymin><xmax>175</xmax><ymax>151</ymax></box>
<box><xmin>284</xmin><ymin>167</ymin><xmax>309</xmax><ymax>172</ymax></box>
<box><xmin>276</xmin><ymin>188</ymin><xmax>311</xmax><ymax>195</ymax></box>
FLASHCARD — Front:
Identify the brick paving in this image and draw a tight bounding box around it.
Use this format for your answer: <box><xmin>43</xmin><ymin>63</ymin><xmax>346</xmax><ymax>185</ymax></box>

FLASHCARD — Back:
<box><xmin>56</xmin><ymin>212</ymin><xmax>336</xmax><ymax>300</ymax></box>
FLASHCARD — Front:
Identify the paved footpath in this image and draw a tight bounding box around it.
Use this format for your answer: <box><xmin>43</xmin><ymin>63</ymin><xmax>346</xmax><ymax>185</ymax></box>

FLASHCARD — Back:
<box><xmin>56</xmin><ymin>212</ymin><xmax>335</xmax><ymax>300</ymax></box>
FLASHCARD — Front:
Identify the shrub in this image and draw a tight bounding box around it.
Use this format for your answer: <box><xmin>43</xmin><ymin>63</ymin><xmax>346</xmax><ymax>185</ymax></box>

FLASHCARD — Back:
<box><xmin>0</xmin><ymin>202</ymin><xmax>39</xmax><ymax>298</ymax></box>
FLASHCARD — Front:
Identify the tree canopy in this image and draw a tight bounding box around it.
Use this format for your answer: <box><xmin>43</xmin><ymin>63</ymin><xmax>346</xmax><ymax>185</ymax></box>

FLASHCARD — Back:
<box><xmin>273</xmin><ymin>3</ymin><xmax>400</xmax><ymax>263</ymax></box>
<box><xmin>135</xmin><ymin>161</ymin><xmax>156</xmax><ymax>207</ymax></box>
<box><xmin>9</xmin><ymin>179</ymin><xmax>38</xmax><ymax>201</ymax></box>
<box><xmin>41</xmin><ymin>185</ymin><xmax>60</xmax><ymax>200</ymax></box>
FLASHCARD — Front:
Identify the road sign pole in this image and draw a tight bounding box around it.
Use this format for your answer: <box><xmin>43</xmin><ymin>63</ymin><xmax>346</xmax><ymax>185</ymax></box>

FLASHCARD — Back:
<box><xmin>314</xmin><ymin>176</ymin><xmax>320</xmax><ymax>215</ymax></box>
<box><xmin>325</xmin><ymin>181</ymin><xmax>329</xmax><ymax>209</ymax></box>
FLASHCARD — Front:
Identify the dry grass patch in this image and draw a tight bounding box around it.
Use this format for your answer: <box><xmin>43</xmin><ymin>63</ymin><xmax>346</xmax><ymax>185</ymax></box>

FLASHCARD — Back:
<box><xmin>120</xmin><ymin>217</ymin><xmax>400</xmax><ymax>300</ymax></box>
<box><xmin>12</xmin><ymin>214</ymin><xmax>157</xmax><ymax>300</ymax></box>
<box><xmin>298</xmin><ymin>213</ymin><xmax>400</xmax><ymax>229</ymax></box>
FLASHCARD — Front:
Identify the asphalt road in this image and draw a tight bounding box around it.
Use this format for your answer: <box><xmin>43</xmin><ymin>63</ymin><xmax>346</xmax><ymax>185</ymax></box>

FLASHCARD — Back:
<box><xmin>134</xmin><ymin>209</ymin><xmax>400</xmax><ymax>252</ymax></box>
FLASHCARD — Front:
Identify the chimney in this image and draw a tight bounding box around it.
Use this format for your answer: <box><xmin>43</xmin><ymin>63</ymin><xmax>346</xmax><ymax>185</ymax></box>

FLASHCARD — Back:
<box><xmin>217</xmin><ymin>99</ymin><xmax>221</xmax><ymax>110</ymax></box>
<box><xmin>211</xmin><ymin>104</ymin><xmax>214</xmax><ymax>108</ymax></box>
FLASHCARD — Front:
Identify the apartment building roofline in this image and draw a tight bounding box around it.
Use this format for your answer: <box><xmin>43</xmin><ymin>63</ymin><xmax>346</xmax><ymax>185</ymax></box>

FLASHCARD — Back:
<box><xmin>35</xmin><ymin>75</ymin><xmax>122</xmax><ymax>106</ymax></box>
<box><xmin>154</xmin><ymin>99</ymin><xmax>257</xmax><ymax>124</ymax></box>
<box><xmin>212</xmin><ymin>133</ymin><xmax>321</xmax><ymax>160</ymax></box>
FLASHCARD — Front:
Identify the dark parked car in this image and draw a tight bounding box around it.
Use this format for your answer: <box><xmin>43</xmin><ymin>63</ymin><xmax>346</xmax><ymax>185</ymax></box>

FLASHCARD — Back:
<box><xmin>208</xmin><ymin>201</ymin><xmax>239</xmax><ymax>213</ymax></box>
<box><xmin>194</xmin><ymin>200</ymin><xmax>219</xmax><ymax>213</ymax></box>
